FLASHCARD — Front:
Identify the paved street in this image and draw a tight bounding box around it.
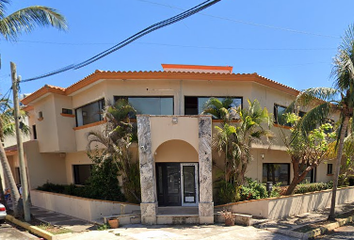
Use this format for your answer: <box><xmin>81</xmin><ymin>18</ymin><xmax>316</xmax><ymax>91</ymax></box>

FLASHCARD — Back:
<box><xmin>55</xmin><ymin>224</ymin><xmax>299</xmax><ymax>240</ymax></box>
<box><xmin>0</xmin><ymin>222</ymin><xmax>38</xmax><ymax>240</ymax></box>
<box><xmin>316</xmin><ymin>222</ymin><xmax>354</xmax><ymax>239</ymax></box>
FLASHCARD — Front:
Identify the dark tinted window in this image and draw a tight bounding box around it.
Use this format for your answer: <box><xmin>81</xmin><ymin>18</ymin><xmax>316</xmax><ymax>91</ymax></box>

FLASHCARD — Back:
<box><xmin>263</xmin><ymin>163</ymin><xmax>290</xmax><ymax>186</ymax></box>
<box><xmin>73</xmin><ymin>165</ymin><xmax>92</xmax><ymax>185</ymax></box>
<box><xmin>114</xmin><ymin>96</ymin><xmax>173</xmax><ymax>115</ymax></box>
<box><xmin>75</xmin><ymin>99</ymin><xmax>104</xmax><ymax>127</ymax></box>
<box><xmin>185</xmin><ymin>96</ymin><xmax>242</xmax><ymax>115</ymax></box>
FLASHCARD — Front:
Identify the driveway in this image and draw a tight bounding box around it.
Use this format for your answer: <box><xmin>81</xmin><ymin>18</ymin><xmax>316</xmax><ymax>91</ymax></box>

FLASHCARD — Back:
<box><xmin>0</xmin><ymin>222</ymin><xmax>38</xmax><ymax>240</ymax></box>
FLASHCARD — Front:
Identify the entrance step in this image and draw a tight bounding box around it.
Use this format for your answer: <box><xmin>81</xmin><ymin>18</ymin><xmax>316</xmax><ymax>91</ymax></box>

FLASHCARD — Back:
<box><xmin>158</xmin><ymin>206</ymin><xmax>198</xmax><ymax>215</ymax></box>
<box><xmin>156</xmin><ymin>214</ymin><xmax>199</xmax><ymax>224</ymax></box>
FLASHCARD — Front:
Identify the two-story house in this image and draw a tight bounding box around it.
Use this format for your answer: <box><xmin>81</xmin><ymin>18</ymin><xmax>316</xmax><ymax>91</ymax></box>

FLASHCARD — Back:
<box><xmin>3</xmin><ymin>64</ymin><xmax>335</xmax><ymax>224</ymax></box>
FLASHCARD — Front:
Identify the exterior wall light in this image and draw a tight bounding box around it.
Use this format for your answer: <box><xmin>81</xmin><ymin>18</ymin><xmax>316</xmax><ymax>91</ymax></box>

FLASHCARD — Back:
<box><xmin>172</xmin><ymin>117</ymin><xmax>178</xmax><ymax>124</ymax></box>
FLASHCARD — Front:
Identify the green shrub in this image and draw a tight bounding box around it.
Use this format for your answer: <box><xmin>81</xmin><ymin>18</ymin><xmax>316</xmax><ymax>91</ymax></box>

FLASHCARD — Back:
<box><xmin>214</xmin><ymin>180</ymin><xmax>238</xmax><ymax>205</ymax></box>
<box><xmin>240</xmin><ymin>178</ymin><xmax>268</xmax><ymax>200</ymax></box>
<box><xmin>294</xmin><ymin>182</ymin><xmax>332</xmax><ymax>194</ymax></box>
<box><xmin>37</xmin><ymin>182</ymin><xmax>66</xmax><ymax>193</ymax></box>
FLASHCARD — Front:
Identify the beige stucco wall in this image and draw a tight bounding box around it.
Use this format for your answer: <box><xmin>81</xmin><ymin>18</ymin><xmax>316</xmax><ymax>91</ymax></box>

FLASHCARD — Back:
<box><xmin>65</xmin><ymin>151</ymin><xmax>92</xmax><ymax>184</ymax></box>
<box><xmin>31</xmin><ymin>95</ymin><xmax>60</xmax><ymax>152</ymax></box>
<box><xmin>24</xmin><ymin>140</ymin><xmax>67</xmax><ymax>189</ymax></box>
<box><xmin>154</xmin><ymin>140</ymin><xmax>198</xmax><ymax>163</ymax></box>
<box><xmin>71</xmin><ymin>80</ymin><xmax>107</xmax><ymax>109</ymax></box>
<box><xmin>53</xmin><ymin>95</ymin><xmax>76</xmax><ymax>152</ymax></box>
<box><xmin>150</xmin><ymin>116</ymin><xmax>199</xmax><ymax>154</ymax></box>
<box><xmin>74</xmin><ymin>123</ymin><xmax>107</xmax><ymax>152</ymax></box>
<box><xmin>317</xmin><ymin>160</ymin><xmax>335</xmax><ymax>183</ymax></box>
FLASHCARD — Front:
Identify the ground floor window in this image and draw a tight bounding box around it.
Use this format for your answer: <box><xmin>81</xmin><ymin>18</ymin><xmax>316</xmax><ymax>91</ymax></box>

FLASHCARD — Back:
<box><xmin>302</xmin><ymin>167</ymin><xmax>316</xmax><ymax>183</ymax></box>
<box><xmin>262</xmin><ymin>163</ymin><xmax>290</xmax><ymax>186</ymax></box>
<box><xmin>73</xmin><ymin>165</ymin><xmax>92</xmax><ymax>185</ymax></box>
<box><xmin>327</xmin><ymin>164</ymin><xmax>333</xmax><ymax>175</ymax></box>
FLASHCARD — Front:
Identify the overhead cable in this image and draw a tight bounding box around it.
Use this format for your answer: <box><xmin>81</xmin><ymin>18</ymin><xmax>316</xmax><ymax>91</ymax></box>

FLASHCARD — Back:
<box><xmin>21</xmin><ymin>0</ymin><xmax>221</xmax><ymax>83</ymax></box>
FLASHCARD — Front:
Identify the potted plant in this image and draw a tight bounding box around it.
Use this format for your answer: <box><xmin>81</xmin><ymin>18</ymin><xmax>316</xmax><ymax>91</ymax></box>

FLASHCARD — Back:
<box><xmin>108</xmin><ymin>217</ymin><xmax>119</xmax><ymax>228</ymax></box>
<box><xmin>221</xmin><ymin>210</ymin><xmax>235</xmax><ymax>226</ymax></box>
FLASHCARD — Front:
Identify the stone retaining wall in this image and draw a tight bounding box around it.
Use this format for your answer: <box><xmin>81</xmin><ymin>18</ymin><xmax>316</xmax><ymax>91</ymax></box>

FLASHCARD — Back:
<box><xmin>30</xmin><ymin>190</ymin><xmax>140</xmax><ymax>222</ymax></box>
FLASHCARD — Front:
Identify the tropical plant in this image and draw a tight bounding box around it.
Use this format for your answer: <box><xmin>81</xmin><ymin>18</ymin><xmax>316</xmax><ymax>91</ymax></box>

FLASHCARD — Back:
<box><xmin>0</xmin><ymin>0</ymin><xmax>67</xmax><ymax>41</ymax></box>
<box><xmin>87</xmin><ymin>99</ymin><xmax>141</xmax><ymax>203</ymax></box>
<box><xmin>206</xmin><ymin>98</ymin><xmax>273</xmax><ymax>203</ymax></box>
<box><xmin>281</xmin><ymin>113</ymin><xmax>336</xmax><ymax>195</ymax></box>
<box><xmin>203</xmin><ymin>97</ymin><xmax>238</xmax><ymax>122</ymax></box>
<box><xmin>293</xmin><ymin>25</ymin><xmax>354</xmax><ymax>220</ymax></box>
<box><xmin>85</xmin><ymin>151</ymin><xmax>125</xmax><ymax>201</ymax></box>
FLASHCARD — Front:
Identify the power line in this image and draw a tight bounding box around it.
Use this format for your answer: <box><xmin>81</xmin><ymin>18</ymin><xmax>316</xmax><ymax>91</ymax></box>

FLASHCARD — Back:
<box><xmin>15</xmin><ymin>39</ymin><xmax>337</xmax><ymax>51</ymax></box>
<box><xmin>133</xmin><ymin>0</ymin><xmax>340</xmax><ymax>39</ymax></box>
<box><xmin>21</xmin><ymin>0</ymin><xmax>221</xmax><ymax>83</ymax></box>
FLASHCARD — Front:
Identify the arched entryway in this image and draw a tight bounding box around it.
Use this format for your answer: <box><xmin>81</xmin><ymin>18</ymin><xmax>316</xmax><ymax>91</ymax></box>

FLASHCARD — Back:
<box><xmin>155</xmin><ymin>140</ymin><xmax>199</xmax><ymax>207</ymax></box>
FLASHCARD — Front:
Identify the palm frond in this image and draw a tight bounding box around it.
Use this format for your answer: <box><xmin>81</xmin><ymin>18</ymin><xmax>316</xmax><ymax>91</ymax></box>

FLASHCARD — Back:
<box><xmin>0</xmin><ymin>0</ymin><xmax>9</xmax><ymax>19</ymax></box>
<box><xmin>0</xmin><ymin>6</ymin><xmax>67</xmax><ymax>40</ymax></box>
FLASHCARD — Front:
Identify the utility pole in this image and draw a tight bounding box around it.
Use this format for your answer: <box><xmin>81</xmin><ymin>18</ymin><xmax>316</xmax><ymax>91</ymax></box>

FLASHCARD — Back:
<box><xmin>11</xmin><ymin>62</ymin><xmax>31</xmax><ymax>221</ymax></box>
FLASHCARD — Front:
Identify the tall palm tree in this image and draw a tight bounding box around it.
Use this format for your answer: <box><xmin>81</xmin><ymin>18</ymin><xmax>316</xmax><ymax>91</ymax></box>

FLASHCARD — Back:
<box><xmin>0</xmin><ymin>0</ymin><xmax>66</xmax><ymax>217</ymax></box>
<box><xmin>0</xmin><ymin>98</ymin><xmax>29</xmax><ymax>216</ymax></box>
<box><xmin>294</xmin><ymin>25</ymin><xmax>354</xmax><ymax>220</ymax></box>
<box><xmin>0</xmin><ymin>0</ymin><xmax>67</xmax><ymax>41</ymax></box>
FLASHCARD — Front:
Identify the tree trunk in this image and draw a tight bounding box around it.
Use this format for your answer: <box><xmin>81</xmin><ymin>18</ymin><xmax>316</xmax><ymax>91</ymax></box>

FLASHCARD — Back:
<box><xmin>328</xmin><ymin>116</ymin><xmax>349</xmax><ymax>220</ymax></box>
<box><xmin>285</xmin><ymin>167</ymin><xmax>312</xmax><ymax>195</ymax></box>
<box><xmin>0</xmin><ymin>143</ymin><xmax>21</xmax><ymax>217</ymax></box>
<box><xmin>0</xmin><ymin>175</ymin><xmax>8</xmax><ymax>209</ymax></box>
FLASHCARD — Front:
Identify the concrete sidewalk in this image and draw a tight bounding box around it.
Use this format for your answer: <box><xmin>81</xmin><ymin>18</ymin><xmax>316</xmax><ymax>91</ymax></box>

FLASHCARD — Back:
<box><xmin>30</xmin><ymin>206</ymin><xmax>95</xmax><ymax>233</ymax></box>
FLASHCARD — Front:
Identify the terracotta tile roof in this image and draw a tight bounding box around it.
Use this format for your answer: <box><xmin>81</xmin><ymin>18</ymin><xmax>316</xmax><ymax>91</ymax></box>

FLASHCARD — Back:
<box><xmin>21</xmin><ymin>84</ymin><xmax>66</xmax><ymax>105</ymax></box>
<box><xmin>21</xmin><ymin>69</ymin><xmax>300</xmax><ymax>105</ymax></box>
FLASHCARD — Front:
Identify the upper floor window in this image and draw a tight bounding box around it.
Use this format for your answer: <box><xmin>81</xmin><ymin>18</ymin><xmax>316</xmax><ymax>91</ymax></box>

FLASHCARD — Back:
<box><xmin>274</xmin><ymin>104</ymin><xmax>290</xmax><ymax>126</ymax></box>
<box><xmin>75</xmin><ymin>99</ymin><xmax>104</xmax><ymax>127</ymax></box>
<box><xmin>114</xmin><ymin>96</ymin><xmax>174</xmax><ymax>115</ymax></box>
<box><xmin>185</xmin><ymin>96</ymin><xmax>242</xmax><ymax>115</ymax></box>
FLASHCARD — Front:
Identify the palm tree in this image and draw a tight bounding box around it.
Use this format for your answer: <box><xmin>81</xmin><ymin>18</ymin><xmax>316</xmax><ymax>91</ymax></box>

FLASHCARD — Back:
<box><xmin>0</xmin><ymin>0</ymin><xmax>66</xmax><ymax>217</ymax></box>
<box><xmin>294</xmin><ymin>25</ymin><xmax>354</xmax><ymax>220</ymax></box>
<box><xmin>203</xmin><ymin>97</ymin><xmax>238</xmax><ymax>122</ymax></box>
<box><xmin>0</xmin><ymin>98</ymin><xmax>29</xmax><ymax>216</ymax></box>
<box><xmin>87</xmin><ymin>99</ymin><xmax>141</xmax><ymax>203</ymax></box>
<box><xmin>206</xmin><ymin>98</ymin><xmax>273</xmax><ymax>188</ymax></box>
<box><xmin>0</xmin><ymin>0</ymin><xmax>67</xmax><ymax>41</ymax></box>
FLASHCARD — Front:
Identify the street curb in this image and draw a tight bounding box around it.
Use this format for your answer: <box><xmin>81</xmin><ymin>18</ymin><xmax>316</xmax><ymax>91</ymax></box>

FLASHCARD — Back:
<box><xmin>264</xmin><ymin>214</ymin><xmax>354</xmax><ymax>239</ymax></box>
<box><xmin>306</xmin><ymin>215</ymin><xmax>354</xmax><ymax>239</ymax></box>
<box><xmin>5</xmin><ymin>214</ymin><xmax>55</xmax><ymax>240</ymax></box>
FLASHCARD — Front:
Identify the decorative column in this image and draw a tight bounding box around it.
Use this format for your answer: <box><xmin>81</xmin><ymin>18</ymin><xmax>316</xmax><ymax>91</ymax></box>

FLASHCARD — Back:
<box><xmin>137</xmin><ymin>115</ymin><xmax>157</xmax><ymax>224</ymax></box>
<box><xmin>198</xmin><ymin>116</ymin><xmax>214</xmax><ymax>224</ymax></box>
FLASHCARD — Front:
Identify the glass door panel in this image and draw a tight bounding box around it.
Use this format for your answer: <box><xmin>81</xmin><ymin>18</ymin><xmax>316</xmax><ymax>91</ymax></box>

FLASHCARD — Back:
<box><xmin>181</xmin><ymin>163</ymin><xmax>198</xmax><ymax>206</ymax></box>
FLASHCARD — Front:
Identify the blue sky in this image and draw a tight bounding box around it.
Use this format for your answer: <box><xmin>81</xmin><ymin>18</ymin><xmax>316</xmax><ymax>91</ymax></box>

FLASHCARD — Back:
<box><xmin>1</xmin><ymin>0</ymin><xmax>353</xmax><ymax>96</ymax></box>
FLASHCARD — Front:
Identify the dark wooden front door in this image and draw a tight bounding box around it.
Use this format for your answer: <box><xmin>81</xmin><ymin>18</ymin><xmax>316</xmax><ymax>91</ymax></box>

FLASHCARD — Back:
<box><xmin>156</xmin><ymin>163</ymin><xmax>181</xmax><ymax>206</ymax></box>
